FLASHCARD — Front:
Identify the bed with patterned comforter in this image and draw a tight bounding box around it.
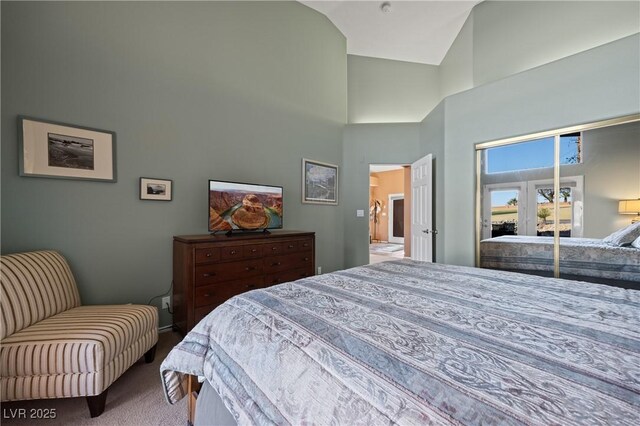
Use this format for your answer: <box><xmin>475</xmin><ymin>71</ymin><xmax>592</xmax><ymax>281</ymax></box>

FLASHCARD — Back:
<box><xmin>160</xmin><ymin>260</ymin><xmax>640</xmax><ymax>425</ymax></box>
<box><xmin>480</xmin><ymin>235</ymin><xmax>640</xmax><ymax>284</ymax></box>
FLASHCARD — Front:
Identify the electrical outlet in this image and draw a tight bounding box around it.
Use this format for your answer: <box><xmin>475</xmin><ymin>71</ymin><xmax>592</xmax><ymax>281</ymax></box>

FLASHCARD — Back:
<box><xmin>161</xmin><ymin>296</ymin><xmax>171</xmax><ymax>310</ymax></box>
<box><xmin>317</xmin><ymin>266</ymin><xmax>322</xmax><ymax>275</ymax></box>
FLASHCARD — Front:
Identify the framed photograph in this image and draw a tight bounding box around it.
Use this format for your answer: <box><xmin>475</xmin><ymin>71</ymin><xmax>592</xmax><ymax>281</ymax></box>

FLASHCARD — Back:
<box><xmin>140</xmin><ymin>177</ymin><xmax>173</xmax><ymax>201</ymax></box>
<box><xmin>18</xmin><ymin>116</ymin><xmax>116</xmax><ymax>182</ymax></box>
<box><xmin>302</xmin><ymin>158</ymin><xmax>339</xmax><ymax>205</ymax></box>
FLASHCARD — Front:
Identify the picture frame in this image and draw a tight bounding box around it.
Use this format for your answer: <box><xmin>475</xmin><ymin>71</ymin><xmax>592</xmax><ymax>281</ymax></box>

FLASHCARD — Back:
<box><xmin>140</xmin><ymin>177</ymin><xmax>173</xmax><ymax>201</ymax></box>
<box><xmin>302</xmin><ymin>158</ymin><xmax>339</xmax><ymax>205</ymax></box>
<box><xmin>18</xmin><ymin>116</ymin><xmax>116</xmax><ymax>182</ymax></box>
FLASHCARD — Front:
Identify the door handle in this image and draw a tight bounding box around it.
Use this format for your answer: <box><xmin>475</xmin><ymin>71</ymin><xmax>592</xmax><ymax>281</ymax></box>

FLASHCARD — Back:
<box><xmin>422</xmin><ymin>229</ymin><xmax>438</xmax><ymax>235</ymax></box>
<box><xmin>422</xmin><ymin>229</ymin><xmax>430</xmax><ymax>234</ymax></box>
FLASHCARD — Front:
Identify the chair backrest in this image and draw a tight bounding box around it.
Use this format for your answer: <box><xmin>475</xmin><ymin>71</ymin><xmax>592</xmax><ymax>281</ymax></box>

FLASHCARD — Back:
<box><xmin>1</xmin><ymin>251</ymin><xmax>81</xmax><ymax>339</ymax></box>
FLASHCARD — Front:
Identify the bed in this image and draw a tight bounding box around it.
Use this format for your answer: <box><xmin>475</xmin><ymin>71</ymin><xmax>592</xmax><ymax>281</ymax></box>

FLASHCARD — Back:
<box><xmin>480</xmin><ymin>236</ymin><xmax>640</xmax><ymax>286</ymax></box>
<box><xmin>161</xmin><ymin>259</ymin><xmax>640</xmax><ymax>425</ymax></box>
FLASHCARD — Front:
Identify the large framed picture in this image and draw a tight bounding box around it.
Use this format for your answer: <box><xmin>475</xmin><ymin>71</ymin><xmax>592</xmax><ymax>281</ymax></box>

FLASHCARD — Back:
<box><xmin>302</xmin><ymin>158</ymin><xmax>339</xmax><ymax>205</ymax></box>
<box><xmin>18</xmin><ymin>116</ymin><xmax>116</xmax><ymax>182</ymax></box>
<box><xmin>140</xmin><ymin>177</ymin><xmax>173</xmax><ymax>201</ymax></box>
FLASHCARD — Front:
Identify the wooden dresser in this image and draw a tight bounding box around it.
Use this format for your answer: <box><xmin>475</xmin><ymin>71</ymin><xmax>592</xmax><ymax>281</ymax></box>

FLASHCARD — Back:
<box><xmin>172</xmin><ymin>230</ymin><xmax>315</xmax><ymax>334</ymax></box>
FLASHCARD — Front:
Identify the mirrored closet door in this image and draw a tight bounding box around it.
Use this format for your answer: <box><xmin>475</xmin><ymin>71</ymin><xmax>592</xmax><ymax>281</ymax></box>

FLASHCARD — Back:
<box><xmin>476</xmin><ymin>114</ymin><xmax>640</xmax><ymax>289</ymax></box>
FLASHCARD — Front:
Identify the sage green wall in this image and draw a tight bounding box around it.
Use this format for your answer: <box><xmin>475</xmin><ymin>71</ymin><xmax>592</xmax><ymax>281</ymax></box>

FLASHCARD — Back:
<box><xmin>472</xmin><ymin>1</ymin><xmax>640</xmax><ymax>86</ymax></box>
<box><xmin>439</xmin><ymin>13</ymin><xmax>474</xmax><ymax>100</ymax></box>
<box><xmin>347</xmin><ymin>55</ymin><xmax>440</xmax><ymax>124</ymax></box>
<box><xmin>442</xmin><ymin>34</ymin><xmax>640</xmax><ymax>266</ymax></box>
<box><xmin>419</xmin><ymin>102</ymin><xmax>445</xmax><ymax>262</ymax></box>
<box><xmin>439</xmin><ymin>0</ymin><xmax>640</xmax><ymax>99</ymax></box>
<box><xmin>1</xmin><ymin>1</ymin><xmax>347</xmax><ymax>327</ymax></box>
<box><xmin>580</xmin><ymin>122</ymin><xmax>640</xmax><ymax>237</ymax></box>
<box><xmin>342</xmin><ymin>123</ymin><xmax>420</xmax><ymax>267</ymax></box>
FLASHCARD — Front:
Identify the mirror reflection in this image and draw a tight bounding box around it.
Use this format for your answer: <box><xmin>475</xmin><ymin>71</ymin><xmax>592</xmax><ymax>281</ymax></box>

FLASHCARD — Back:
<box><xmin>478</xmin><ymin>119</ymin><xmax>640</xmax><ymax>289</ymax></box>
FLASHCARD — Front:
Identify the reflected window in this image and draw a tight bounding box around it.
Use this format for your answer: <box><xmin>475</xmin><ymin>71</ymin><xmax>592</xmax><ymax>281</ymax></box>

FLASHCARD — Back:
<box><xmin>490</xmin><ymin>190</ymin><xmax>519</xmax><ymax>237</ymax></box>
<box><xmin>536</xmin><ymin>187</ymin><xmax>573</xmax><ymax>237</ymax></box>
<box><xmin>485</xmin><ymin>133</ymin><xmax>581</xmax><ymax>174</ymax></box>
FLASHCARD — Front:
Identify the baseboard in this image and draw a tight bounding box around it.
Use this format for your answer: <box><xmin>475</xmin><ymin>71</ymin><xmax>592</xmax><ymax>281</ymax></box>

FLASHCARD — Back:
<box><xmin>158</xmin><ymin>325</ymin><xmax>174</xmax><ymax>333</ymax></box>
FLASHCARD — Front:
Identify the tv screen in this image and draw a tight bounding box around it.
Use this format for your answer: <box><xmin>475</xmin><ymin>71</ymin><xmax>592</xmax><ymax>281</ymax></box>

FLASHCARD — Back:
<box><xmin>209</xmin><ymin>180</ymin><xmax>283</xmax><ymax>232</ymax></box>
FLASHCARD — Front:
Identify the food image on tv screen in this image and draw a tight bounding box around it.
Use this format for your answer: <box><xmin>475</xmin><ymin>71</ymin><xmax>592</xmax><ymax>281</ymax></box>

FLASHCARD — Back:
<box><xmin>209</xmin><ymin>181</ymin><xmax>283</xmax><ymax>231</ymax></box>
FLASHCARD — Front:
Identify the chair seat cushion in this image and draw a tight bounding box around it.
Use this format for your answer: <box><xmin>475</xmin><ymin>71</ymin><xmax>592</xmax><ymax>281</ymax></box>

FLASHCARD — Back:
<box><xmin>1</xmin><ymin>305</ymin><xmax>157</xmax><ymax>377</ymax></box>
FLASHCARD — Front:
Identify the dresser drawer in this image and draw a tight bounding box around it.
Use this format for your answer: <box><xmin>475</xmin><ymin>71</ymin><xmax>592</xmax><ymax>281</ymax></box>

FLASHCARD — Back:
<box><xmin>195</xmin><ymin>259</ymin><xmax>263</xmax><ymax>286</ymax></box>
<box><xmin>263</xmin><ymin>252</ymin><xmax>313</xmax><ymax>273</ymax></box>
<box><xmin>195</xmin><ymin>277</ymin><xmax>264</xmax><ymax>308</ymax></box>
<box><xmin>299</xmin><ymin>239</ymin><xmax>313</xmax><ymax>252</ymax></box>
<box><xmin>220</xmin><ymin>245</ymin><xmax>245</xmax><ymax>261</ymax></box>
<box><xmin>281</xmin><ymin>241</ymin><xmax>299</xmax><ymax>253</ymax></box>
<box><xmin>195</xmin><ymin>247</ymin><xmax>220</xmax><ymax>264</ymax></box>
<box><xmin>243</xmin><ymin>244</ymin><xmax>263</xmax><ymax>258</ymax></box>
<box><xmin>263</xmin><ymin>242</ymin><xmax>283</xmax><ymax>255</ymax></box>
<box><xmin>265</xmin><ymin>268</ymin><xmax>313</xmax><ymax>286</ymax></box>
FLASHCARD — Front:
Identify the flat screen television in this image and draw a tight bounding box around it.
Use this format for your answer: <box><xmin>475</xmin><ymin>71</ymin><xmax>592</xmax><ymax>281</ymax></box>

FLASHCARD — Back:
<box><xmin>209</xmin><ymin>180</ymin><xmax>283</xmax><ymax>233</ymax></box>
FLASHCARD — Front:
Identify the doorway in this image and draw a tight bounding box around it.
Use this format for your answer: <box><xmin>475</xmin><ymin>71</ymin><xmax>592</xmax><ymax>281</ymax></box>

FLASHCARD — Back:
<box><xmin>369</xmin><ymin>165</ymin><xmax>407</xmax><ymax>264</ymax></box>
<box><xmin>388</xmin><ymin>193</ymin><xmax>405</xmax><ymax>244</ymax></box>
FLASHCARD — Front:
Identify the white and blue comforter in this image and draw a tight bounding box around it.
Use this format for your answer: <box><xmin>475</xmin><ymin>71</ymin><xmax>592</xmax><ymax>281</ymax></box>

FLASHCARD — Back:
<box><xmin>480</xmin><ymin>236</ymin><xmax>640</xmax><ymax>283</ymax></box>
<box><xmin>161</xmin><ymin>260</ymin><xmax>640</xmax><ymax>425</ymax></box>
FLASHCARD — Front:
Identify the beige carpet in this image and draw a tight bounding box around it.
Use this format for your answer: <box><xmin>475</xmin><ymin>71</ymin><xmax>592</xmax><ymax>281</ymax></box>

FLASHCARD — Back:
<box><xmin>2</xmin><ymin>331</ymin><xmax>186</xmax><ymax>426</ymax></box>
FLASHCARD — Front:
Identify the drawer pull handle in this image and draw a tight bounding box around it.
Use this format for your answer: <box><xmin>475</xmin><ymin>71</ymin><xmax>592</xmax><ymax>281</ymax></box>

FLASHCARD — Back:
<box><xmin>271</xmin><ymin>247</ymin><xmax>277</xmax><ymax>251</ymax></box>
<box><xmin>251</xmin><ymin>249</ymin><xmax>257</xmax><ymax>253</ymax></box>
<box><xmin>246</xmin><ymin>284</ymin><xmax>256</xmax><ymax>289</ymax></box>
<box><xmin>230</xmin><ymin>250</ymin><xmax>237</xmax><ymax>255</ymax></box>
<box><xmin>303</xmin><ymin>257</ymin><xmax>309</xmax><ymax>261</ymax></box>
<box><xmin>271</xmin><ymin>262</ymin><xmax>281</xmax><ymax>266</ymax></box>
<box><xmin>245</xmin><ymin>266</ymin><xmax>255</xmax><ymax>271</ymax></box>
<box><xmin>303</xmin><ymin>243</ymin><xmax>309</xmax><ymax>247</ymax></box>
<box><xmin>206</xmin><ymin>253</ymin><xmax>212</xmax><ymax>257</ymax></box>
<box><xmin>203</xmin><ymin>273</ymin><xmax>215</xmax><ymax>277</ymax></box>
<box><xmin>288</xmin><ymin>244</ymin><xmax>294</xmax><ymax>248</ymax></box>
<box><xmin>204</xmin><ymin>293</ymin><xmax>211</xmax><ymax>297</ymax></box>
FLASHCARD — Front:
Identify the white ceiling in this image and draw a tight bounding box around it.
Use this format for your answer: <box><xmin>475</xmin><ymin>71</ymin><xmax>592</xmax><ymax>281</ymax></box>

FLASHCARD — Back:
<box><xmin>300</xmin><ymin>0</ymin><xmax>480</xmax><ymax>65</ymax></box>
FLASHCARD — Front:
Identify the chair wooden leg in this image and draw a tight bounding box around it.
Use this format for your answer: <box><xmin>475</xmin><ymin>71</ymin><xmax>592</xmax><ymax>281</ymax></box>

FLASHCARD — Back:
<box><xmin>86</xmin><ymin>389</ymin><xmax>108</xmax><ymax>418</ymax></box>
<box><xmin>144</xmin><ymin>343</ymin><xmax>158</xmax><ymax>363</ymax></box>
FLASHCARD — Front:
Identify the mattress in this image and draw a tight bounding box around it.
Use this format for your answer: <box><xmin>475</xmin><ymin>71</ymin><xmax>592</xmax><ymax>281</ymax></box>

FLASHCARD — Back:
<box><xmin>161</xmin><ymin>260</ymin><xmax>640</xmax><ymax>425</ymax></box>
<box><xmin>480</xmin><ymin>235</ymin><xmax>640</xmax><ymax>283</ymax></box>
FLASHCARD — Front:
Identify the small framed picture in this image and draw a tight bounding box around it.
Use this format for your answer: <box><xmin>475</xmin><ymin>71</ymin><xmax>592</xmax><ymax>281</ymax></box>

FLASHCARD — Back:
<box><xmin>140</xmin><ymin>177</ymin><xmax>173</xmax><ymax>201</ymax></box>
<box><xmin>302</xmin><ymin>158</ymin><xmax>339</xmax><ymax>205</ymax></box>
<box><xmin>18</xmin><ymin>116</ymin><xmax>116</xmax><ymax>182</ymax></box>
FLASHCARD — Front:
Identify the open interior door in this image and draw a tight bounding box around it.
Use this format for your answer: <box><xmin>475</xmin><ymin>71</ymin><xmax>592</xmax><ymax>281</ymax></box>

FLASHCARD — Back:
<box><xmin>411</xmin><ymin>154</ymin><xmax>433</xmax><ymax>262</ymax></box>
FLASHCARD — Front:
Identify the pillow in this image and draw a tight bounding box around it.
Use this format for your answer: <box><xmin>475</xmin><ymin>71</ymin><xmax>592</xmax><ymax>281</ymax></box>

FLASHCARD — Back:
<box><xmin>632</xmin><ymin>234</ymin><xmax>640</xmax><ymax>249</ymax></box>
<box><xmin>603</xmin><ymin>222</ymin><xmax>640</xmax><ymax>246</ymax></box>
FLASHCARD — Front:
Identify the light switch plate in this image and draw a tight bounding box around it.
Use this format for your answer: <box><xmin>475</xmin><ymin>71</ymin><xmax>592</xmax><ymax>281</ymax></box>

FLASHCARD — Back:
<box><xmin>356</xmin><ymin>209</ymin><xmax>365</xmax><ymax>217</ymax></box>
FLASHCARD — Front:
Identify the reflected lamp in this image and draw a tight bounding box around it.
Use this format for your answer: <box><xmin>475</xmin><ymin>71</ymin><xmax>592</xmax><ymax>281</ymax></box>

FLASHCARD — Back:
<box><xmin>619</xmin><ymin>199</ymin><xmax>640</xmax><ymax>223</ymax></box>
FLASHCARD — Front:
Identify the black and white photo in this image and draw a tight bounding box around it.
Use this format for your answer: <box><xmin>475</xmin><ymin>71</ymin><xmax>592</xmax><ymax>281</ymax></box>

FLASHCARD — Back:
<box><xmin>47</xmin><ymin>133</ymin><xmax>95</xmax><ymax>170</ymax></box>
<box><xmin>140</xmin><ymin>177</ymin><xmax>172</xmax><ymax>201</ymax></box>
<box><xmin>19</xmin><ymin>116</ymin><xmax>116</xmax><ymax>181</ymax></box>
<box><xmin>302</xmin><ymin>158</ymin><xmax>339</xmax><ymax>205</ymax></box>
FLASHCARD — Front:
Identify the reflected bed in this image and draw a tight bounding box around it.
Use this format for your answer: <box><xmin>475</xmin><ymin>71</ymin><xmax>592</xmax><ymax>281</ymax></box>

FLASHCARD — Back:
<box><xmin>480</xmin><ymin>235</ymin><xmax>640</xmax><ymax>288</ymax></box>
<box><xmin>161</xmin><ymin>260</ymin><xmax>640</xmax><ymax>425</ymax></box>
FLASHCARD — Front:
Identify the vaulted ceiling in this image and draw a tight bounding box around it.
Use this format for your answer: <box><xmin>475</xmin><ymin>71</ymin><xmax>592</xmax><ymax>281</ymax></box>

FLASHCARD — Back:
<box><xmin>300</xmin><ymin>1</ymin><xmax>481</xmax><ymax>64</ymax></box>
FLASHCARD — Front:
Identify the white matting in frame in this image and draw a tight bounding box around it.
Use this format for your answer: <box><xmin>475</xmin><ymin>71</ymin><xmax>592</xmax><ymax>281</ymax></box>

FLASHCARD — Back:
<box><xmin>302</xmin><ymin>158</ymin><xmax>339</xmax><ymax>205</ymax></box>
<box><xmin>19</xmin><ymin>116</ymin><xmax>116</xmax><ymax>182</ymax></box>
<box><xmin>140</xmin><ymin>177</ymin><xmax>173</xmax><ymax>201</ymax></box>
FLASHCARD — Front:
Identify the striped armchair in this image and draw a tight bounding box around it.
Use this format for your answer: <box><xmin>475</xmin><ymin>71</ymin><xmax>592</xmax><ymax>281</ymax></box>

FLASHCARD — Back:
<box><xmin>1</xmin><ymin>251</ymin><xmax>158</xmax><ymax>417</ymax></box>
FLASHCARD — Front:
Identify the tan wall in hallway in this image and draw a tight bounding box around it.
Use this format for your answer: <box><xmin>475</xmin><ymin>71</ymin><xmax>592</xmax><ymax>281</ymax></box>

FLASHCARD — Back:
<box><xmin>370</xmin><ymin>169</ymin><xmax>404</xmax><ymax>243</ymax></box>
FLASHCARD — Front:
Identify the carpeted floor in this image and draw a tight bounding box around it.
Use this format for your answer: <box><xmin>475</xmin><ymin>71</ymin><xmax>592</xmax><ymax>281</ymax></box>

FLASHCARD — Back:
<box><xmin>369</xmin><ymin>243</ymin><xmax>405</xmax><ymax>264</ymax></box>
<box><xmin>2</xmin><ymin>331</ymin><xmax>186</xmax><ymax>426</ymax></box>
<box><xmin>369</xmin><ymin>243</ymin><xmax>404</xmax><ymax>254</ymax></box>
